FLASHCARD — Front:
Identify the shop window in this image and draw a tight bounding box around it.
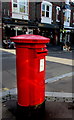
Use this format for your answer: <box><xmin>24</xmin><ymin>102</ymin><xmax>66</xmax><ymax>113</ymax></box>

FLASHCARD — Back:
<box><xmin>56</xmin><ymin>6</ymin><xmax>60</xmax><ymax>22</ymax></box>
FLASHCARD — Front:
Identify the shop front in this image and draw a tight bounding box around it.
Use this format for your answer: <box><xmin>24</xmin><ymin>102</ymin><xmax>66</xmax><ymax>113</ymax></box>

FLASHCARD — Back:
<box><xmin>2</xmin><ymin>17</ymin><xmax>61</xmax><ymax>48</ymax></box>
<box><xmin>2</xmin><ymin>17</ymin><xmax>36</xmax><ymax>48</ymax></box>
<box><xmin>60</xmin><ymin>27</ymin><xmax>74</xmax><ymax>44</ymax></box>
<box><xmin>37</xmin><ymin>23</ymin><xmax>60</xmax><ymax>46</ymax></box>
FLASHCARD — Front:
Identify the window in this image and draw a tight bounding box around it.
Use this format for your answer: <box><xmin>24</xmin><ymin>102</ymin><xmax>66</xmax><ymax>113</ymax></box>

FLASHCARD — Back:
<box><xmin>13</xmin><ymin>0</ymin><xmax>17</xmax><ymax>2</ymax></box>
<box><xmin>41</xmin><ymin>1</ymin><xmax>52</xmax><ymax>24</ymax></box>
<box><xmin>46</xmin><ymin>5</ymin><xmax>49</xmax><ymax>17</ymax></box>
<box><xmin>42</xmin><ymin>4</ymin><xmax>45</xmax><ymax>16</ymax></box>
<box><xmin>19</xmin><ymin>5</ymin><xmax>25</xmax><ymax>13</ymax></box>
<box><xmin>64</xmin><ymin>9</ymin><xmax>71</xmax><ymax>26</ymax></box>
<box><xmin>19</xmin><ymin>0</ymin><xmax>25</xmax><ymax>13</ymax></box>
<box><xmin>12</xmin><ymin>0</ymin><xmax>28</xmax><ymax>14</ymax></box>
<box><xmin>13</xmin><ymin>4</ymin><xmax>18</xmax><ymax>12</ymax></box>
<box><xmin>56</xmin><ymin>6</ymin><xmax>60</xmax><ymax>22</ymax></box>
<box><xmin>42</xmin><ymin>2</ymin><xmax>52</xmax><ymax>18</ymax></box>
<box><xmin>13</xmin><ymin>0</ymin><xmax>18</xmax><ymax>13</ymax></box>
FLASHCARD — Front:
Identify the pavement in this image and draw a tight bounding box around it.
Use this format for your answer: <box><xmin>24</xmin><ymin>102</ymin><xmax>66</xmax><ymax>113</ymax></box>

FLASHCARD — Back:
<box><xmin>0</xmin><ymin>45</ymin><xmax>74</xmax><ymax>120</ymax></box>
<box><xmin>2</xmin><ymin>100</ymin><xmax>74</xmax><ymax>120</ymax></box>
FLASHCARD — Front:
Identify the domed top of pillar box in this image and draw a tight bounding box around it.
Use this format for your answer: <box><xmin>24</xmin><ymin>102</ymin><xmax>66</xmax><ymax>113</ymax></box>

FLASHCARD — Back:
<box><xmin>10</xmin><ymin>34</ymin><xmax>50</xmax><ymax>44</ymax></box>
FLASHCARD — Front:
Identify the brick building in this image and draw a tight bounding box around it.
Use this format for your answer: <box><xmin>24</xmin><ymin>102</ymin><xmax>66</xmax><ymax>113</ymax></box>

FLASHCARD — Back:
<box><xmin>29</xmin><ymin>1</ymin><xmax>61</xmax><ymax>45</ymax></box>
<box><xmin>29</xmin><ymin>1</ymin><xmax>74</xmax><ymax>45</ymax></box>
<box><xmin>1</xmin><ymin>0</ymin><xmax>74</xmax><ymax>47</ymax></box>
<box><xmin>2</xmin><ymin>0</ymin><xmax>29</xmax><ymax>47</ymax></box>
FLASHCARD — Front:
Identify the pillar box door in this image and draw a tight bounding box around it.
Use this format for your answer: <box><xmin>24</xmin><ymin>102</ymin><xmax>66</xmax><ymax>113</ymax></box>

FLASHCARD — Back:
<box><xmin>10</xmin><ymin>34</ymin><xmax>50</xmax><ymax>107</ymax></box>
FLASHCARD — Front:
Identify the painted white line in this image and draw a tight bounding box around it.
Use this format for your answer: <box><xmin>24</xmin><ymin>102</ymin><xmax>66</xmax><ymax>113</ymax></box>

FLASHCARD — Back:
<box><xmin>45</xmin><ymin>72</ymin><xmax>73</xmax><ymax>83</ymax></box>
<box><xmin>0</xmin><ymin>53</ymin><xmax>7</xmax><ymax>55</ymax></box>
<box><xmin>0</xmin><ymin>48</ymin><xmax>73</xmax><ymax>66</ymax></box>
<box><xmin>1</xmin><ymin>56</ymin><xmax>15</xmax><ymax>59</ymax></box>
<box><xmin>0</xmin><ymin>71</ymin><xmax>73</xmax><ymax>98</ymax></box>
<box><xmin>0</xmin><ymin>72</ymin><xmax>73</xmax><ymax>98</ymax></box>
<box><xmin>45</xmin><ymin>92</ymin><xmax>74</xmax><ymax>98</ymax></box>
<box><xmin>0</xmin><ymin>88</ymin><xmax>74</xmax><ymax>99</ymax></box>
<box><xmin>0</xmin><ymin>88</ymin><xmax>17</xmax><ymax>98</ymax></box>
<box><xmin>46</xmin><ymin>56</ymin><xmax>73</xmax><ymax>66</ymax></box>
<box><xmin>0</xmin><ymin>48</ymin><xmax>16</xmax><ymax>55</ymax></box>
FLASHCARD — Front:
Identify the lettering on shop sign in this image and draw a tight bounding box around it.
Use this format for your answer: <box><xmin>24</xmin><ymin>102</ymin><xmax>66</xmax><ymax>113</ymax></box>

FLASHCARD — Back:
<box><xmin>40</xmin><ymin>59</ymin><xmax>44</xmax><ymax>72</ymax></box>
<box><xmin>38</xmin><ymin>23</ymin><xmax>44</xmax><ymax>27</ymax></box>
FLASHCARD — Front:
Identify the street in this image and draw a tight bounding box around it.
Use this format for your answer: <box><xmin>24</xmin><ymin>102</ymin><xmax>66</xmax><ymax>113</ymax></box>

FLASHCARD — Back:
<box><xmin>2</xmin><ymin>51</ymin><xmax>16</xmax><ymax>89</ymax></box>
<box><xmin>0</xmin><ymin>47</ymin><xmax>74</xmax><ymax>120</ymax></box>
<box><xmin>1</xmin><ymin>0</ymin><xmax>74</xmax><ymax>119</ymax></box>
<box><xmin>1</xmin><ymin>47</ymin><xmax>73</xmax><ymax>93</ymax></box>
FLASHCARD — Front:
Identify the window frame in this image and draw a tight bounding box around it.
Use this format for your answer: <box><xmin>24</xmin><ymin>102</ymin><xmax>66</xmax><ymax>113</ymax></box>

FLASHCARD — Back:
<box><xmin>42</xmin><ymin>4</ymin><xmax>45</xmax><ymax>17</ymax></box>
<box><xmin>41</xmin><ymin>1</ymin><xmax>52</xmax><ymax>18</ymax></box>
<box><xmin>12</xmin><ymin>0</ymin><xmax>28</xmax><ymax>14</ymax></box>
<box><xmin>13</xmin><ymin>0</ymin><xmax>18</xmax><ymax>13</ymax></box>
<box><xmin>46</xmin><ymin>5</ymin><xmax>49</xmax><ymax>17</ymax></box>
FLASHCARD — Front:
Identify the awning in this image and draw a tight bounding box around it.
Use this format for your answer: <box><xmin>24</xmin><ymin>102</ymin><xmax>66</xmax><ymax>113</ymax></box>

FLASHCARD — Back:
<box><xmin>3</xmin><ymin>17</ymin><xmax>38</xmax><ymax>28</ymax></box>
<box><xmin>38</xmin><ymin>23</ymin><xmax>59</xmax><ymax>29</ymax></box>
<box><xmin>3</xmin><ymin>17</ymin><xmax>29</xmax><ymax>26</ymax></box>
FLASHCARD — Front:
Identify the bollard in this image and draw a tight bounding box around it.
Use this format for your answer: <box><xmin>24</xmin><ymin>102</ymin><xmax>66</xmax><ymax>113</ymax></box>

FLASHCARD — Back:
<box><xmin>10</xmin><ymin>35</ymin><xmax>50</xmax><ymax>120</ymax></box>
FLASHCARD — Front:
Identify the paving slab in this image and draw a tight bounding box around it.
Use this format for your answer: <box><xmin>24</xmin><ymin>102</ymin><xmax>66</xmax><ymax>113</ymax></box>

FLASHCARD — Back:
<box><xmin>46</xmin><ymin>61</ymin><xmax>72</xmax><ymax>79</ymax></box>
<box><xmin>45</xmin><ymin>76</ymin><xmax>72</xmax><ymax>93</ymax></box>
<box><xmin>2</xmin><ymin>100</ymin><xmax>74</xmax><ymax>120</ymax></box>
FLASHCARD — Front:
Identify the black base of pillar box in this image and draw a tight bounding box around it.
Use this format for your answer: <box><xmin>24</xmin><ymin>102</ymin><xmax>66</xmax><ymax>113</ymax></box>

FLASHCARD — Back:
<box><xmin>16</xmin><ymin>101</ymin><xmax>45</xmax><ymax>120</ymax></box>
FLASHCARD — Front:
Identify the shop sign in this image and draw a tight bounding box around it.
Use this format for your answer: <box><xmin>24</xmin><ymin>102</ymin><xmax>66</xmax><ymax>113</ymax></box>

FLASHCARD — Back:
<box><xmin>14</xmin><ymin>20</ymin><xmax>28</xmax><ymax>24</ymax></box>
<box><xmin>38</xmin><ymin>23</ymin><xmax>44</xmax><ymax>27</ymax></box>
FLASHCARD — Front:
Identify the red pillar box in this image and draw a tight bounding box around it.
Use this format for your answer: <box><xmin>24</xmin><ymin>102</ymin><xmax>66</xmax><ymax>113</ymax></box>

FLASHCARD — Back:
<box><xmin>10</xmin><ymin>35</ymin><xmax>50</xmax><ymax>118</ymax></box>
